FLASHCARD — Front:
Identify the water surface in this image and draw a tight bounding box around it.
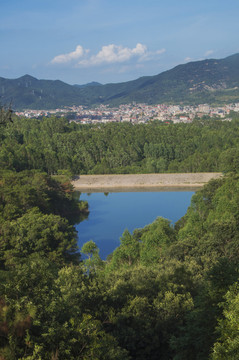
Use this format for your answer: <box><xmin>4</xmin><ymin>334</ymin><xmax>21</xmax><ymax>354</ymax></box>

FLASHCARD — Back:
<box><xmin>76</xmin><ymin>191</ymin><xmax>194</xmax><ymax>259</ymax></box>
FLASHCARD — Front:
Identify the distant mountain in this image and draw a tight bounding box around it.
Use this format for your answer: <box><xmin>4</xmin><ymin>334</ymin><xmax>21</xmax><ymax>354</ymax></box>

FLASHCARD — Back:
<box><xmin>83</xmin><ymin>53</ymin><xmax>239</xmax><ymax>106</ymax></box>
<box><xmin>74</xmin><ymin>81</ymin><xmax>102</xmax><ymax>88</ymax></box>
<box><xmin>1</xmin><ymin>53</ymin><xmax>239</xmax><ymax>110</ymax></box>
<box><xmin>0</xmin><ymin>74</ymin><xmax>88</xmax><ymax>110</ymax></box>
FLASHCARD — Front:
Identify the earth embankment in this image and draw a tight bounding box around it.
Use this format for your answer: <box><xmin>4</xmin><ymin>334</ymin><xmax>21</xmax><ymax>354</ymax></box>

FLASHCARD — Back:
<box><xmin>72</xmin><ymin>173</ymin><xmax>222</xmax><ymax>192</ymax></box>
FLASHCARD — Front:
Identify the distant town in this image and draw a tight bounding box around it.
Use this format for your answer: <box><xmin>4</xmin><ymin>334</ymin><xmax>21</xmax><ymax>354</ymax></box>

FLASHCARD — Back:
<box><xmin>15</xmin><ymin>102</ymin><xmax>239</xmax><ymax>124</ymax></box>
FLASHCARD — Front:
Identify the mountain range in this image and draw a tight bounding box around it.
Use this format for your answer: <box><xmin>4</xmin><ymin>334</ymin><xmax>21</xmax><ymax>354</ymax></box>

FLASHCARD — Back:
<box><xmin>1</xmin><ymin>53</ymin><xmax>239</xmax><ymax>110</ymax></box>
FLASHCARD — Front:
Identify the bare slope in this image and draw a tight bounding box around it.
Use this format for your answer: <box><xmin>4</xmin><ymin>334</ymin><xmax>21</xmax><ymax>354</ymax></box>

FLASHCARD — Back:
<box><xmin>72</xmin><ymin>173</ymin><xmax>222</xmax><ymax>192</ymax></box>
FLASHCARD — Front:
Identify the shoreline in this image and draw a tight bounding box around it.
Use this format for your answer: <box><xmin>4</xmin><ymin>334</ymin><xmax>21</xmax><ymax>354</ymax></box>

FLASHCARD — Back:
<box><xmin>72</xmin><ymin>173</ymin><xmax>222</xmax><ymax>192</ymax></box>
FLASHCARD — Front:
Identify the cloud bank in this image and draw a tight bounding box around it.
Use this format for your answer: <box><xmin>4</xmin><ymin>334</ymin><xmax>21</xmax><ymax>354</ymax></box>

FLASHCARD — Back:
<box><xmin>51</xmin><ymin>45</ymin><xmax>88</xmax><ymax>64</ymax></box>
<box><xmin>50</xmin><ymin>43</ymin><xmax>165</xmax><ymax>67</ymax></box>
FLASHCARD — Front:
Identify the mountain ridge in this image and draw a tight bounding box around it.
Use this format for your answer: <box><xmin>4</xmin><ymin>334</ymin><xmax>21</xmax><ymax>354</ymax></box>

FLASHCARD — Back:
<box><xmin>1</xmin><ymin>53</ymin><xmax>239</xmax><ymax>110</ymax></box>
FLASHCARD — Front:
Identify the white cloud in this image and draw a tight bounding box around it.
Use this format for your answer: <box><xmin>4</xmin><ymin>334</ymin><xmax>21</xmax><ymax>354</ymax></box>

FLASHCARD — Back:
<box><xmin>184</xmin><ymin>57</ymin><xmax>193</xmax><ymax>62</ymax></box>
<box><xmin>184</xmin><ymin>50</ymin><xmax>214</xmax><ymax>63</ymax></box>
<box><xmin>155</xmin><ymin>49</ymin><xmax>166</xmax><ymax>55</ymax></box>
<box><xmin>79</xmin><ymin>43</ymin><xmax>147</xmax><ymax>66</ymax></box>
<box><xmin>50</xmin><ymin>43</ymin><xmax>165</xmax><ymax>67</ymax></box>
<box><xmin>204</xmin><ymin>50</ymin><xmax>214</xmax><ymax>57</ymax></box>
<box><xmin>138</xmin><ymin>48</ymin><xmax>166</xmax><ymax>62</ymax></box>
<box><xmin>51</xmin><ymin>45</ymin><xmax>87</xmax><ymax>64</ymax></box>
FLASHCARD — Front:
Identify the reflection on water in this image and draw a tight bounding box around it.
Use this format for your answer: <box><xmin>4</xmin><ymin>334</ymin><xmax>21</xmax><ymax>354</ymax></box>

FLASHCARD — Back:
<box><xmin>75</xmin><ymin>190</ymin><xmax>195</xmax><ymax>260</ymax></box>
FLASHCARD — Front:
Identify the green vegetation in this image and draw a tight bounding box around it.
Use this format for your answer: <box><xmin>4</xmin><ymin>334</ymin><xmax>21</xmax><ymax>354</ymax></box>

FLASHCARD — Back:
<box><xmin>1</xmin><ymin>114</ymin><xmax>239</xmax><ymax>175</ymax></box>
<box><xmin>1</xmin><ymin>108</ymin><xmax>239</xmax><ymax>359</ymax></box>
<box><xmin>1</xmin><ymin>53</ymin><xmax>239</xmax><ymax>109</ymax></box>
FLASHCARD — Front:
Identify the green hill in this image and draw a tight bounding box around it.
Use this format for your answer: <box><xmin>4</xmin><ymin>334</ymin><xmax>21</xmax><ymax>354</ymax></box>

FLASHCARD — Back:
<box><xmin>0</xmin><ymin>74</ymin><xmax>87</xmax><ymax>109</ymax></box>
<box><xmin>1</xmin><ymin>53</ymin><xmax>239</xmax><ymax>110</ymax></box>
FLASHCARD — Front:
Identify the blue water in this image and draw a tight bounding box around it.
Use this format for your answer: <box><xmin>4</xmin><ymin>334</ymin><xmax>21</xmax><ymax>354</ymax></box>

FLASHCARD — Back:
<box><xmin>75</xmin><ymin>191</ymin><xmax>194</xmax><ymax>259</ymax></box>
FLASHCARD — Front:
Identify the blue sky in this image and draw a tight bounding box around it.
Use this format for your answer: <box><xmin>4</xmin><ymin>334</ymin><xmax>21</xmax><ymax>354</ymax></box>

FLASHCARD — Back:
<box><xmin>1</xmin><ymin>0</ymin><xmax>239</xmax><ymax>84</ymax></box>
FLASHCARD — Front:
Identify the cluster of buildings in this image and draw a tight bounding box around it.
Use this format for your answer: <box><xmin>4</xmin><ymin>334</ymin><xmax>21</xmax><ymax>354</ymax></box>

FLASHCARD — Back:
<box><xmin>15</xmin><ymin>102</ymin><xmax>239</xmax><ymax>124</ymax></box>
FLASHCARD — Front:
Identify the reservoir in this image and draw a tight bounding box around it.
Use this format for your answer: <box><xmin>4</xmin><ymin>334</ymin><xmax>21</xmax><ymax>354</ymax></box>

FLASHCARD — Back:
<box><xmin>76</xmin><ymin>190</ymin><xmax>195</xmax><ymax>259</ymax></box>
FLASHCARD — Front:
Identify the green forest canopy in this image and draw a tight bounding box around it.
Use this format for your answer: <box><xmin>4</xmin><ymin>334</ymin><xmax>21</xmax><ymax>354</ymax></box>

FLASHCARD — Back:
<box><xmin>0</xmin><ymin>114</ymin><xmax>239</xmax><ymax>175</ymax></box>
<box><xmin>0</xmin><ymin>111</ymin><xmax>239</xmax><ymax>359</ymax></box>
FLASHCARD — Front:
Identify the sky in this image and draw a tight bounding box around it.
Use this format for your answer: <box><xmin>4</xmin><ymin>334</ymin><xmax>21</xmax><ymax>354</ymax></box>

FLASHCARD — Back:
<box><xmin>1</xmin><ymin>0</ymin><xmax>239</xmax><ymax>85</ymax></box>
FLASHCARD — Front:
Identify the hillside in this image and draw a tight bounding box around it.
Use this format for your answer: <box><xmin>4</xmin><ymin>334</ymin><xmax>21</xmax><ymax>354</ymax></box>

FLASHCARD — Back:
<box><xmin>82</xmin><ymin>53</ymin><xmax>239</xmax><ymax>106</ymax></box>
<box><xmin>1</xmin><ymin>53</ymin><xmax>239</xmax><ymax>109</ymax></box>
<box><xmin>0</xmin><ymin>74</ymin><xmax>87</xmax><ymax>109</ymax></box>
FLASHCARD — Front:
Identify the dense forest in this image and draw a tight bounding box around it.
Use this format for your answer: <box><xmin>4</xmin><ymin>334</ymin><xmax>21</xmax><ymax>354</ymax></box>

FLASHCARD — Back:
<box><xmin>1</xmin><ymin>113</ymin><xmax>239</xmax><ymax>175</ymax></box>
<box><xmin>1</xmin><ymin>109</ymin><xmax>239</xmax><ymax>359</ymax></box>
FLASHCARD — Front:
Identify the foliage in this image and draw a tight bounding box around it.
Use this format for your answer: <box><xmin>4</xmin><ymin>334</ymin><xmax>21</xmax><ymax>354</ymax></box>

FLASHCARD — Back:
<box><xmin>81</xmin><ymin>240</ymin><xmax>104</xmax><ymax>274</ymax></box>
<box><xmin>1</xmin><ymin>112</ymin><xmax>239</xmax><ymax>358</ymax></box>
<box><xmin>1</xmin><ymin>173</ymin><xmax>239</xmax><ymax>358</ymax></box>
<box><xmin>1</xmin><ymin>115</ymin><xmax>239</xmax><ymax>176</ymax></box>
<box><xmin>0</xmin><ymin>208</ymin><xmax>79</xmax><ymax>269</ymax></box>
<box><xmin>211</xmin><ymin>283</ymin><xmax>239</xmax><ymax>359</ymax></box>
